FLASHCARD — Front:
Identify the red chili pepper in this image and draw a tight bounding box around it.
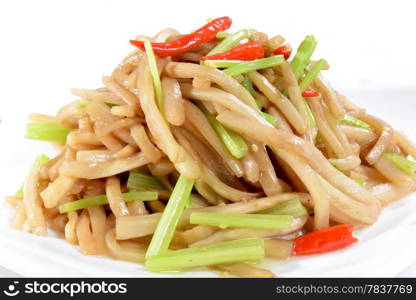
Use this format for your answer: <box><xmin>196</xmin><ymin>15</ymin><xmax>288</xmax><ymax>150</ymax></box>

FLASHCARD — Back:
<box><xmin>130</xmin><ymin>16</ymin><xmax>232</xmax><ymax>56</ymax></box>
<box><xmin>199</xmin><ymin>42</ymin><xmax>265</xmax><ymax>61</ymax></box>
<box><xmin>273</xmin><ymin>44</ymin><xmax>292</xmax><ymax>60</ymax></box>
<box><xmin>302</xmin><ymin>87</ymin><xmax>320</xmax><ymax>98</ymax></box>
<box><xmin>293</xmin><ymin>224</ymin><xmax>357</xmax><ymax>256</ymax></box>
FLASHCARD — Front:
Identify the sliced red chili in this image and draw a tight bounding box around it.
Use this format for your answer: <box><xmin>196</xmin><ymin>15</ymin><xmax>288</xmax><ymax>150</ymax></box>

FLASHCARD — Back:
<box><xmin>302</xmin><ymin>87</ymin><xmax>320</xmax><ymax>98</ymax></box>
<box><xmin>293</xmin><ymin>224</ymin><xmax>357</xmax><ymax>256</ymax></box>
<box><xmin>199</xmin><ymin>42</ymin><xmax>265</xmax><ymax>61</ymax></box>
<box><xmin>273</xmin><ymin>44</ymin><xmax>292</xmax><ymax>60</ymax></box>
<box><xmin>130</xmin><ymin>16</ymin><xmax>232</xmax><ymax>56</ymax></box>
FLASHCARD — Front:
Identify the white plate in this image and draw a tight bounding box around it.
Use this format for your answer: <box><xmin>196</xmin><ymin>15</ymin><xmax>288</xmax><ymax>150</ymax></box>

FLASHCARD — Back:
<box><xmin>1</xmin><ymin>88</ymin><xmax>416</xmax><ymax>277</ymax></box>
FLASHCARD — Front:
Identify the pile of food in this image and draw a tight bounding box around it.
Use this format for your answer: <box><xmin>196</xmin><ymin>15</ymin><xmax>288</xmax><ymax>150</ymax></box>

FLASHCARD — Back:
<box><xmin>7</xmin><ymin>16</ymin><xmax>416</xmax><ymax>277</ymax></box>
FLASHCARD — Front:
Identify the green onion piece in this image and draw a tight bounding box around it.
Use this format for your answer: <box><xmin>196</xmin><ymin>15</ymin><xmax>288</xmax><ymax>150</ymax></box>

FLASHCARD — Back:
<box><xmin>26</xmin><ymin>122</ymin><xmax>69</xmax><ymax>144</ymax></box>
<box><xmin>58</xmin><ymin>191</ymin><xmax>158</xmax><ymax>214</ymax></box>
<box><xmin>146</xmin><ymin>237</ymin><xmax>264</xmax><ymax>272</ymax></box>
<box><xmin>299</xmin><ymin>58</ymin><xmax>327</xmax><ymax>92</ymax></box>
<box><xmin>144</xmin><ymin>40</ymin><xmax>163</xmax><ymax>111</ymax></box>
<box><xmin>146</xmin><ymin>175</ymin><xmax>195</xmax><ymax>258</ymax></box>
<box><xmin>204</xmin><ymin>60</ymin><xmax>244</xmax><ymax>69</ymax></box>
<box><xmin>384</xmin><ymin>152</ymin><xmax>416</xmax><ymax>178</ymax></box>
<box><xmin>200</xmin><ymin>104</ymin><xmax>248</xmax><ymax>159</ymax></box>
<box><xmin>223</xmin><ymin>56</ymin><xmax>285</xmax><ymax>77</ymax></box>
<box><xmin>127</xmin><ymin>173</ymin><xmax>165</xmax><ymax>190</ymax></box>
<box><xmin>260</xmin><ymin>112</ymin><xmax>278</xmax><ymax>126</ymax></box>
<box><xmin>290</xmin><ymin>35</ymin><xmax>317</xmax><ymax>79</ymax></box>
<box><xmin>216</xmin><ymin>31</ymin><xmax>232</xmax><ymax>39</ymax></box>
<box><xmin>340</xmin><ymin>115</ymin><xmax>372</xmax><ymax>130</ymax></box>
<box><xmin>258</xmin><ymin>198</ymin><xmax>307</xmax><ymax>218</ymax></box>
<box><xmin>190</xmin><ymin>212</ymin><xmax>293</xmax><ymax>229</ymax></box>
<box><xmin>354</xmin><ymin>178</ymin><xmax>366</xmax><ymax>186</ymax></box>
<box><xmin>208</xmin><ymin>29</ymin><xmax>255</xmax><ymax>56</ymax></box>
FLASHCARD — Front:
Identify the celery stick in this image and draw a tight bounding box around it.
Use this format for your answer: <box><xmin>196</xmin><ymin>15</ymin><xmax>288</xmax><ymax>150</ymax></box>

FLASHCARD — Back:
<box><xmin>146</xmin><ymin>175</ymin><xmax>195</xmax><ymax>258</ymax></box>
<box><xmin>303</xmin><ymin>99</ymin><xmax>317</xmax><ymax>128</ymax></box>
<box><xmin>241</xmin><ymin>76</ymin><xmax>262</xmax><ymax>109</ymax></box>
<box><xmin>199</xmin><ymin>103</ymin><xmax>248</xmax><ymax>159</ymax></box>
<box><xmin>15</xmin><ymin>154</ymin><xmax>50</xmax><ymax>199</ymax></box>
<box><xmin>144</xmin><ymin>40</ymin><xmax>163</xmax><ymax>111</ymax></box>
<box><xmin>223</xmin><ymin>56</ymin><xmax>285</xmax><ymax>77</ymax></box>
<box><xmin>208</xmin><ymin>29</ymin><xmax>255</xmax><ymax>56</ymax></box>
<box><xmin>340</xmin><ymin>115</ymin><xmax>372</xmax><ymax>130</ymax></box>
<box><xmin>190</xmin><ymin>212</ymin><xmax>293</xmax><ymax>229</ymax></box>
<box><xmin>260</xmin><ymin>112</ymin><xmax>278</xmax><ymax>126</ymax></box>
<box><xmin>216</xmin><ymin>31</ymin><xmax>232</xmax><ymax>39</ymax></box>
<box><xmin>58</xmin><ymin>191</ymin><xmax>158</xmax><ymax>213</ymax></box>
<box><xmin>26</xmin><ymin>122</ymin><xmax>69</xmax><ymax>143</ymax></box>
<box><xmin>146</xmin><ymin>238</ymin><xmax>264</xmax><ymax>272</ymax></box>
<box><xmin>127</xmin><ymin>173</ymin><xmax>166</xmax><ymax>190</ymax></box>
<box><xmin>299</xmin><ymin>58</ymin><xmax>327</xmax><ymax>92</ymax></box>
<box><xmin>354</xmin><ymin>178</ymin><xmax>366</xmax><ymax>186</ymax></box>
<box><xmin>258</xmin><ymin>198</ymin><xmax>307</xmax><ymax>218</ymax></box>
<box><xmin>384</xmin><ymin>152</ymin><xmax>416</xmax><ymax>178</ymax></box>
<box><xmin>290</xmin><ymin>35</ymin><xmax>317</xmax><ymax>79</ymax></box>
<box><xmin>204</xmin><ymin>60</ymin><xmax>243</xmax><ymax>69</ymax></box>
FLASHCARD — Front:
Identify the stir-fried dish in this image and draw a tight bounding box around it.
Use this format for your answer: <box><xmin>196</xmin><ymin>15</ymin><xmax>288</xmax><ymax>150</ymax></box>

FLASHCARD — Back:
<box><xmin>7</xmin><ymin>17</ymin><xmax>416</xmax><ymax>278</ymax></box>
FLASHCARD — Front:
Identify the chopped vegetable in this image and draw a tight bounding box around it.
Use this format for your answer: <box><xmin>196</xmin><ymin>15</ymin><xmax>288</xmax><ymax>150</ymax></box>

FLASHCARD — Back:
<box><xmin>273</xmin><ymin>44</ymin><xmax>292</xmax><ymax>60</ymax></box>
<box><xmin>223</xmin><ymin>55</ymin><xmax>285</xmax><ymax>77</ymax></box>
<box><xmin>127</xmin><ymin>173</ymin><xmax>166</xmax><ymax>190</ymax></box>
<box><xmin>204</xmin><ymin>60</ymin><xmax>244</xmax><ymax>69</ymax></box>
<box><xmin>302</xmin><ymin>87</ymin><xmax>320</xmax><ymax>98</ymax></box>
<box><xmin>200</xmin><ymin>103</ymin><xmax>248</xmax><ymax>159</ymax></box>
<box><xmin>384</xmin><ymin>152</ymin><xmax>416</xmax><ymax>178</ymax></box>
<box><xmin>130</xmin><ymin>17</ymin><xmax>232</xmax><ymax>56</ymax></box>
<box><xmin>208</xmin><ymin>29</ymin><xmax>255</xmax><ymax>56</ymax></box>
<box><xmin>146</xmin><ymin>175</ymin><xmax>195</xmax><ymax>258</ymax></box>
<box><xmin>144</xmin><ymin>40</ymin><xmax>163</xmax><ymax>110</ymax></box>
<box><xmin>58</xmin><ymin>191</ymin><xmax>158</xmax><ymax>213</ymax></box>
<box><xmin>259</xmin><ymin>198</ymin><xmax>307</xmax><ymax>218</ymax></box>
<box><xmin>293</xmin><ymin>224</ymin><xmax>357</xmax><ymax>255</ymax></box>
<box><xmin>14</xmin><ymin>154</ymin><xmax>50</xmax><ymax>199</ymax></box>
<box><xmin>190</xmin><ymin>212</ymin><xmax>293</xmax><ymax>229</ymax></box>
<box><xmin>216</xmin><ymin>31</ymin><xmax>231</xmax><ymax>39</ymax></box>
<box><xmin>340</xmin><ymin>115</ymin><xmax>372</xmax><ymax>130</ymax></box>
<box><xmin>290</xmin><ymin>35</ymin><xmax>317</xmax><ymax>79</ymax></box>
<box><xmin>200</xmin><ymin>42</ymin><xmax>264</xmax><ymax>61</ymax></box>
<box><xmin>299</xmin><ymin>59</ymin><xmax>327</xmax><ymax>92</ymax></box>
<box><xmin>26</xmin><ymin>122</ymin><xmax>69</xmax><ymax>143</ymax></box>
<box><xmin>260</xmin><ymin>112</ymin><xmax>278</xmax><ymax>126</ymax></box>
<box><xmin>241</xmin><ymin>75</ymin><xmax>262</xmax><ymax>109</ymax></box>
<box><xmin>354</xmin><ymin>178</ymin><xmax>366</xmax><ymax>186</ymax></box>
<box><xmin>146</xmin><ymin>237</ymin><xmax>265</xmax><ymax>272</ymax></box>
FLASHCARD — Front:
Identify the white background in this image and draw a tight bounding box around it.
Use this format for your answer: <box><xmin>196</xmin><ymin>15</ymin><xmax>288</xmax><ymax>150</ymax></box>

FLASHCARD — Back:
<box><xmin>0</xmin><ymin>0</ymin><xmax>416</xmax><ymax>277</ymax></box>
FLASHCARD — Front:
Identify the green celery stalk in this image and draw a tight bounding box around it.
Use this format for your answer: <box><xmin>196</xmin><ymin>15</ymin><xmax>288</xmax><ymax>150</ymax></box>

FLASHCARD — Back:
<box><xmin>15</xmin><ymin>154</ymin><xmax>50</xmax><ymax>199</ymax></box>
<box><xmin>146</xmin><ymin>175</ymin><xmax>195</xmax><ymax>258</ymax></box>
<box><xmin>340</xmin><ymin>115</ymin><xmax>372</xmax><ymax>130</ymax></box>
<box><xmin>146</xmin><ymin>237</ymin><xmax>264</xmax><ymax>272</ymax></box>
<box><xmin>303</xmin><ymin>99</ymin><xmax>317</xmax><ymax>128</ymax></box>
<box><xmin>299</xmin><ymin>58</ymin><xmax>327</xmax><ymax>92</ymax></box>
<box><xmin>290</xmin><ymin>35</ymin><xmax>317</xmax><ymax>79</ymax></box>
<box><xmin>258</xmin><ymin>198</ymin><xmax>307</xmax><ymax>218</ymax></box>
<box><xmin>203</xmin><ymin>60</ymin><xmax>244</xmax><ymax>69</ymax></box>
<box><xmin>58</xmin><ymin>191</ymin><xmax>158</xmax><ymax>213</ymax></box>
<box><xmin>384</xmin><ymin>152</ymin><xmax>416</xmax><ymax>178</ymax></box>
<box><xmin>26</xmin><ymin>122</ymin><xmax>69</xmax><ymax>143</ymax></box>
<box><xmin>127</xmin><ymin>173</ymin><xmax>166</xmax><ymax>190</ymax></box>
<box><xmin>208</xmin><ymin>29</ymin><xmax>255</xmax><ymax>56</ymax></box>
<box><xmin>353</xmin><ymin>178</ymin><xmax>366</xmax><ymax>186</ymax></box>
<box><xmin>259</xmin><ymin>112</ymin><xmax>278</xmax><ymax>126</ymax></box>
<box><xmin>144</xmin><ymin>40</ymin><xmax>163</xmax><ymax>111</ymax></box>
<box><xmin>199</xmin><ymin>103</ymin><xmax>248</xmax><ymax>159</ymax></box>
<box><xmin>223</xmin><ymin>56</ymin><xmax>285</xmax><ymax>77</ymax></box>
<box><xmin>190</xmin><ymin>212</ymin><xmax>293</xmax><ymax>229</ymax></box>
<box><xmin>216</xmin><ymin>31</ymin><xmax>232</xmax><ymax>39</ymax></box>
<box><xmin>241</xmin><ymin>76</ymin><xmax>262</xmax><ymax>109</ymax></box>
